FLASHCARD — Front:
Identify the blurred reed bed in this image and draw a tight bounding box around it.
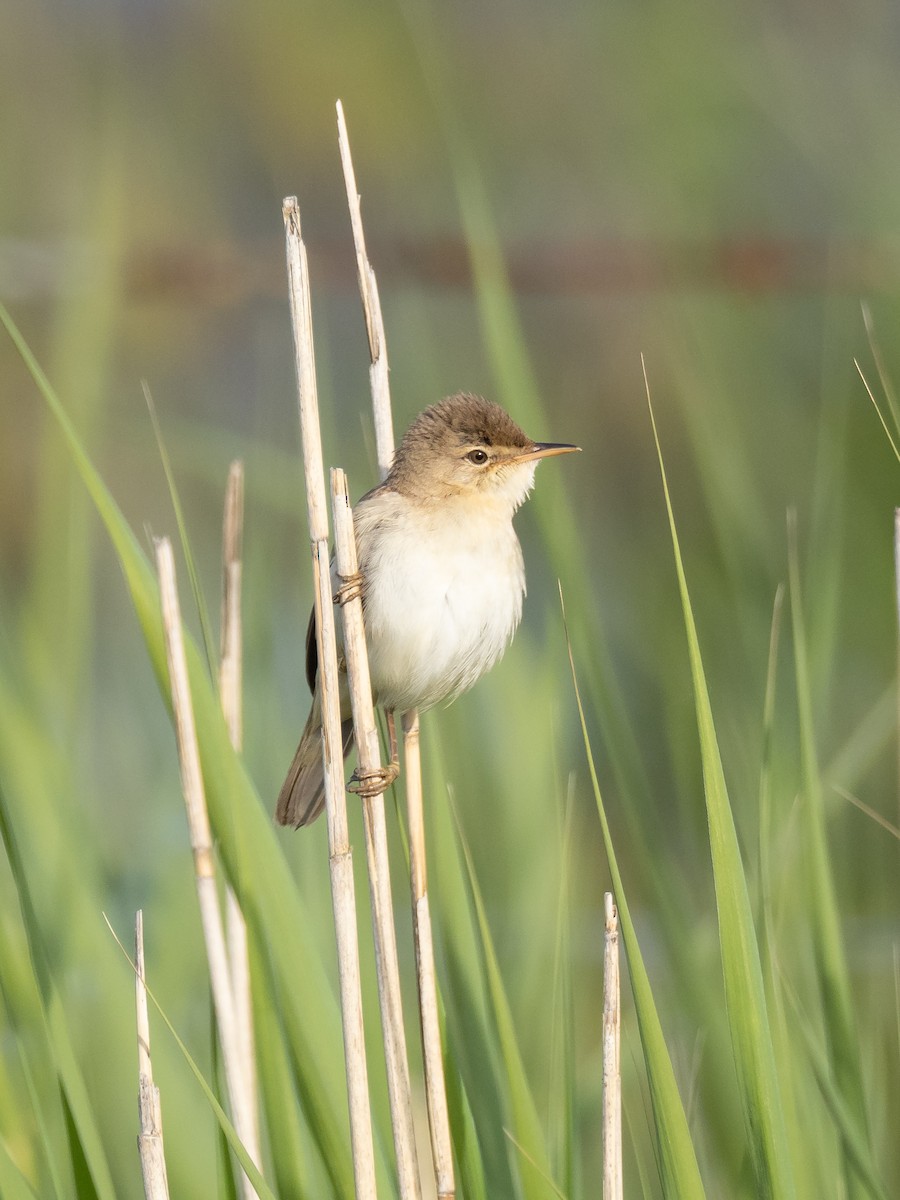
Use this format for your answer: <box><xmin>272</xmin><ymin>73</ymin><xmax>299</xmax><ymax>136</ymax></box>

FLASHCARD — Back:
<box><xmin>1</xmin><ymin>10</ymin><xmax>899</xmax><ymax>1197</ymax></box>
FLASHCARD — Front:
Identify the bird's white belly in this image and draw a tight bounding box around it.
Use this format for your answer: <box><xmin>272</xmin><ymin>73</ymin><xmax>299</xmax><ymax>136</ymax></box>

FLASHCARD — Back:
<box><xmin>358</xmin><ymin>501</ymin><xmax>525</xmax><ymax>714</ymax></box>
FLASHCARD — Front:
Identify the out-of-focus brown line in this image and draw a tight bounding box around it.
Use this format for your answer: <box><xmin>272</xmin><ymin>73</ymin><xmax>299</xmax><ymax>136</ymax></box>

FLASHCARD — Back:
<box><xmin>5</xmin><ymin>235</ymin><xmax>898</xmax><ymax>306</ymax></box>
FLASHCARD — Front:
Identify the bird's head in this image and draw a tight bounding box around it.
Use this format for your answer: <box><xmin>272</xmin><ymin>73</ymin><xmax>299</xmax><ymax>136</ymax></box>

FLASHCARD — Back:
<box><xmin>387</xmin><ymin>393</ymin><xmax>579</xmax><ymax>512</ymax></box>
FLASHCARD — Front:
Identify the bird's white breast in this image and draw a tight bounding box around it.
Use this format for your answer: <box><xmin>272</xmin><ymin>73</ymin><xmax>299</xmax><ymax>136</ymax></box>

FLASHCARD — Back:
<box><xmin>353</xmin><ymin>490</ymin><xmax>526</xmax><ymax>714</ymax></box>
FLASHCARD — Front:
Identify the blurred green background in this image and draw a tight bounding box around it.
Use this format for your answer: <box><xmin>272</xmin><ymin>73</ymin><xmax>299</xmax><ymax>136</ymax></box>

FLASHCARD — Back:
<box><xmin>1</xmin><ymin>0</ymin><xmax>898</xmax><ymax>1196</ymax></box>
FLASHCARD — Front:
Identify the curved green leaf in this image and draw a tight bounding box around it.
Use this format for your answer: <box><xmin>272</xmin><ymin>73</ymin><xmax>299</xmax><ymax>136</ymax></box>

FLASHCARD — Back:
<box><xmin>647</xmin><ymin>380</ymin><xmax>794</xmax><ymax>1198</ymax></box>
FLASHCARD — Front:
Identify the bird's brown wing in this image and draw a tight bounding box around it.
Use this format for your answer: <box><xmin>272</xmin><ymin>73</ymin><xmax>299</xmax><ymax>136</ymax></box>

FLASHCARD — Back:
<box><xmin>276</xmin><ymin>604</ymin><xmax>350</xmax><ymax>828</ymax></box>
<box><xmin>275</xmin><ymin>694</ymin><xmax>354</xmax><ymax>827</ymax></box>
<box><xmin>304</xmin><ymin>604</ymin><xmax>318</xmax><ymax>693</ymax></box>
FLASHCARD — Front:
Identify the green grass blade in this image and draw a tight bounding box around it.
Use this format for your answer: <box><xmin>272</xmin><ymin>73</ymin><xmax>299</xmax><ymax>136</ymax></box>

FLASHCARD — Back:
<box><xmin>61</xmin><ymin>1094</ymin><xmax>100</xmax><ymax>1200</ymax></box>
<box><xmin>502</xmin><ymin>1132</ymin><xmax>567</xmax><ymax>1200</ymax></box>
<box><xmin>143</xmin><ymin>380</ymin><xmax>218</xmax><ymax>675</ymax></box>
<box><xmin>860</xmin><ymin>303</ymin><xmax>900</xmax><ymax>453</ymax></box>
<box><xmin>211</xmin><ymin>1010</ymin><xmax>241</xmax><ymax>1200</ymax></box>
<box><xmin>0</xmin><ymin>799</ymin><xmax>116</xmax><ymax>1200</ymax></box>
<box><xmin>426</xmin><ymin>732</ymin><xmax>520</xmax><ymax>1197</ymax></box>
<box><xmin>21</xmin><ymin>146</ymin><xmax>123</xmax><ymax>733</ymax></box>
<box><xmin>1</xmin><ymin>307</ymin><xmax>162</xmax><ymax>663</ymax></box>
<box><xmin>787</xmin><ymin>511</ymin><xmax>872</xmax><ymax>1199</ymax></box>
<box><xmin>443</xmin><ymin>1034</ymin><xmax>489</xmax><ymax>1200</ymax></box>
<box><xmin>646</xmin><ymin>378</ymin><xmax>795</xmax><ymax>1198</ymax></box>
<box><xmin>452</xmin><ymin>804</ymin><xmax>559</xmax><ymax>1200</ymax></box>
<box><xmin>757</xmin><ymin>583</ymin><xmax>785</xmax><ymax>935</ymax></box>
<box><xmin>785</xmin><ymin>987</ymin><xmax>889</xmax><ymax>1200</ymax></box>
<box><xmin>855</xmin><ymin>362</ymin><xmax>900</xmax><ymax>465</ymax></box>
<box><xmin>248</xmin><ymin>935</ymin><xmax>310</xmax><ymax>1200</ymax></box>
<box><xmin>547</xmin><ymin>788</ymin><xmax>577</xmax><ymax>1200</ymax></box>
<box><xmin>258</xmin><ymin>934</ymin><xmax>360</xmax><ymax>1200</ymax></box>
<box><xmin>623</xmin><ymin>1094</ymin><xmax>659</xmax><ymax>1200</ymax></box>
<box><xmin>756</xmin><ymin>587</ymin><xmax>821</xmax><ymax>1199</ymax></box>
<box><xmin>824</xmin><ymin>683</ymin><xmax>896</xmax><ymax>791</ymax></box>
<box><xmin>562</xmin><ymin>601</ymin><xmax>707</xmax><ymax>1200</ymax></box>
<box><xmin>0</xmin><ymin>900</ymin><xmax>73</xmax><ymax>1200</ymax></box>
<box><xmin>0</xmin><ymin>1138</ymin><xmax>40</xmax><ymax>1200</ymax></box>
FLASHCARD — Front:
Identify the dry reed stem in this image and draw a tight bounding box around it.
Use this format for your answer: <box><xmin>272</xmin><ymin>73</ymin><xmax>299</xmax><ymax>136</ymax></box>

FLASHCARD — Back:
<box><xmin>218</xmin><ymin>460</ymin><xmax>260</xmax><ymax>1169</ymax></box>
<box><xmin>219</xmin><ymin>460</ymin><xmax>244</xmax><ymax>749</ymax></box>
<box><xmin>282</xmin><ymin>196</ymin><xmax>378</xmax><ymax>1200</ymax></box>
<box><xmin>135</xmin><ymin>910</ymin><xmax>170</xmax><ymax>1200</ymax></box>
<box><xmin>602</xmin><ymin>893</ymin><xmax>622</xmax><ymax>1200</ymax></box>
<box><xmin>402</xmin><ymin>711</ymin><xmax>454</xmax><ymax>1199</ymax></box>
<box><xmin>156</xmin><ymin>538</ymin><xmax>260</xmax><ymax>1200</ymax></box>
<box><xmin>337</xmin><ymin>101</ymin><xmax>455</xmax><ymax>1198</ymax></box>
<box><xmin>336</xmin><ymin>99</ymin><xmax>394</xmax><ymax>481</ymax></box>
<box><xmin>332</xmin><ymin>468</ymin><xmax>422</xmax><ymax>1200</ymax></box>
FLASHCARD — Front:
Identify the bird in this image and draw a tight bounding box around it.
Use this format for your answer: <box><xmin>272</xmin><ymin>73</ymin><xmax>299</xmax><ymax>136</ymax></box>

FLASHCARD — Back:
<box><xmin>276</xmin><ymin>392</ymin><xmax>579</xmax><ymax>827</ymax></box>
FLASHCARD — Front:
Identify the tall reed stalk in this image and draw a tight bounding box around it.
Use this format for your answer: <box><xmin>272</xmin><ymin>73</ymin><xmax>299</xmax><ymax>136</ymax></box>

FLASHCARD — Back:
<box><xmin>337</xmin><ymin>99</ymin><xmax>456</xmax><ymax>1199</ymax></box>
<box><xmin>282</xmin><ymin>196</ymin><xmax>378</xmax><ymax>1200</ymax></box>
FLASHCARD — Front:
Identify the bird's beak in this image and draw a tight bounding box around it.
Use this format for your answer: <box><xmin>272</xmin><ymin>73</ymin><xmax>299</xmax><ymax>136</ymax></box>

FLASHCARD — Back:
<box><xmin>509</xmin><ymin>442</ymin><xmax>581</xmax><ymax>465</ymax></box>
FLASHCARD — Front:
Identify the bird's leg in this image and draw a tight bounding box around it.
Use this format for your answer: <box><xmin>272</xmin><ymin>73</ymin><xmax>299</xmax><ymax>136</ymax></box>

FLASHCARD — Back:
<box><xmin>387</xmin><ymin>709</ymin><xmax>399</xmax><ymax>770</ymax></box>
<box><xmin>348</xmin><ymin>709</ymin><xmax>401</xmax><ymax>798</ymax></box>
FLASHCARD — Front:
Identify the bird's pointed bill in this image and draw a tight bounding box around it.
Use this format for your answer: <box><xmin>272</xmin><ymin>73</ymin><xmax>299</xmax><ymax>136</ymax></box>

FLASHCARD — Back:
<box><xmin>509</xmin><ymin>442</ymin><xmax>581</xmax><ymax>465</ymax></box>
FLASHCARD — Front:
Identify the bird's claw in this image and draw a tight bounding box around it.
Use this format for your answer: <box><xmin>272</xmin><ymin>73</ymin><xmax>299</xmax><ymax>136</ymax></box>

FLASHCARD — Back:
<box><xmin>334</xmin><ymin>572</ymin><xmax>364</xmax><ymax>606</ymax></box>
<box><xmin>348</xmin><ymin>762</ymin><xmax>400</xmax><ymax>799</ymax></box>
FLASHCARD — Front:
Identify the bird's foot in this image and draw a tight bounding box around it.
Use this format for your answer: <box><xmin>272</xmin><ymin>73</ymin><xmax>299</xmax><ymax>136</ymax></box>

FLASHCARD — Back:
<box><xmin>348</xmin><ymin>761</ymin><xmax>400</xmax><ymax>799</ymax></box>
<box><xmin>333</xmin><ymin>572</ymin><xmax>364</xmax><ymax>606</ymax></box>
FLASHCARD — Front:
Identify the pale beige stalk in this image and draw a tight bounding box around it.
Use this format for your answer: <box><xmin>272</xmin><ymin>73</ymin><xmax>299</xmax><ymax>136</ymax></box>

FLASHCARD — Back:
<box><xmin>337</xmin><ymin>102</ymin><xmax>455</xmax><ymax>1199</ymax></box>
<box><xmin>156</xmin><ymin>538</ymin><xmax>260</xmax><ymax>1200</ymax></box>
<box><xmin>135</xmin><ymin>910</ymin><xmax>170</xmax><ymax>1200</ymax></box>
<box><xmin>218</xmin><ymin>460</ymin><xmax>260</xmax><ymax>1170</ymax></box>
<box><xmin>332</xmin><ymin>468</ymin><xmax>422</xmax><ymax>1200</ymax></box>
<box><xmin>602</xmin><ymin>893</ymin><xmax>622</xmax><ymax>1200</ymax></box>
<box><xmin>336</xmin><ymin>99</ymin><xmax>394</xmax><ymax>482</ymax></box>
<box><xmin>282</xmin><ymin>196</ymin><xmax>378</xmax><ymax>1200</ymax></box>
<box><xmin>402</xmin><ymin>711</ymin><xmax>454</xmax><ymax>1199</ymax></box>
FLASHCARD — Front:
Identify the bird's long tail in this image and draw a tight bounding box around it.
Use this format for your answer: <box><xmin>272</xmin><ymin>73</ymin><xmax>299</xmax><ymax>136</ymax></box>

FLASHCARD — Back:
<box><xmin>275</xmin><ymin>695</ymin><xmax>354</xmax><ymax>827</ymax></box>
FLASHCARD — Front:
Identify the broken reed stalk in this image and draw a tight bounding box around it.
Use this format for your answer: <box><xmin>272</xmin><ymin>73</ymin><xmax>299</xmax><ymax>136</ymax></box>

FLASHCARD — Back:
<box><xmin>337</xmin><ymin>99</ymin><xmax>455</xmax><ymax>1198</ymax></box>
<box><xmin>218</xmin><ymin>459</ymin><xmax>260</xmax><ymax>1169</ymax></box>
<box><xmin>156</xmin><ymin>538</ymin><xmax>260</xmax><ymax>1200</ymax></box>
<box><xmin>136</xmin><ymin>910</ymin><xmax>170</xmax><ymax>1200</ymax></box>
<box><xmin>332</xmin><ymin>468</ymin><xmax>422</xmax><ymax>1200</ymax></box>
<box><xmin>602</xmin><ymin>893</ymin><xmax>622</xmax><ymax>1200</ymax></box>
<box><xmin>402</xmin><ymin>711</ymin><xmax>454</xmax><ymax>1199</ymax></box>
<box><xmin>282</xmin><ymin>196</ymin><xmax>378</xmax><ymax>1200</ymax></box>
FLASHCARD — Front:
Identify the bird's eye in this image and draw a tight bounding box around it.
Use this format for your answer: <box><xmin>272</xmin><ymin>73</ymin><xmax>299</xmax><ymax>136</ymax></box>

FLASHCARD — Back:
<box><xmin>466</xmin><ymin>448</ymin><xmax>489</xmax><ymax>465</ymax></box>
